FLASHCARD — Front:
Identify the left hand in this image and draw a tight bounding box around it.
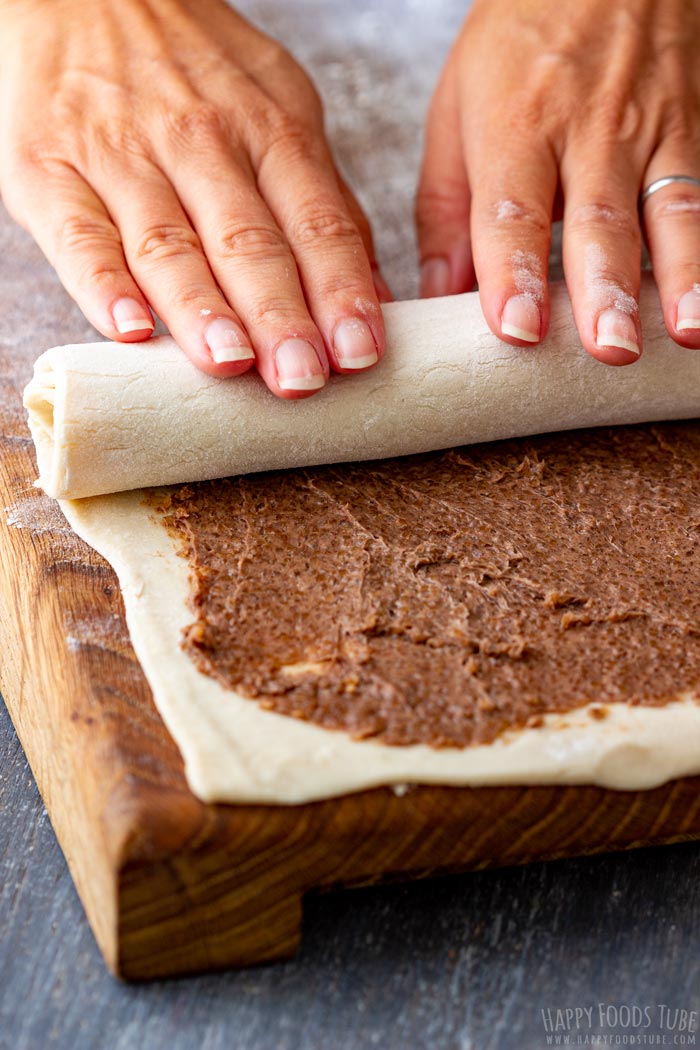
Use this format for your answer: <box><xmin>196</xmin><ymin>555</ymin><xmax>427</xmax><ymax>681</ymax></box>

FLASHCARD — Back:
<box><xmin>416</xmin><ymin>0</ymin><xmax>700</xmax><ymax>364</ymax></box>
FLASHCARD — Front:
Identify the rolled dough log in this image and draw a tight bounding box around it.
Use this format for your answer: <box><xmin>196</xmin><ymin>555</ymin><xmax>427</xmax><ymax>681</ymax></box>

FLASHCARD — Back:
<box><xmin>25</xmin><ymin>277</ymin><xmax>700</xmax><ymax>500</ymax></box>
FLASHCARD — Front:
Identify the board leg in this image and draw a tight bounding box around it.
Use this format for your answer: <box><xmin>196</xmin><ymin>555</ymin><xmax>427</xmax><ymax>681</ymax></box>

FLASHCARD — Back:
<box><xmin>116</xmin><ymin>858</ymin><xmax>304</xmax><ymax>980</ymax></box>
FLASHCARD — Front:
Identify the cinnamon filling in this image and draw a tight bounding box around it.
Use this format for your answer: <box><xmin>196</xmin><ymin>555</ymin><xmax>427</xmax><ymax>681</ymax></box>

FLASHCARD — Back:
<box><xmin>157</xmin><ymin>423</ymin><xmax>700</xmax><ymax>747</ymax></box>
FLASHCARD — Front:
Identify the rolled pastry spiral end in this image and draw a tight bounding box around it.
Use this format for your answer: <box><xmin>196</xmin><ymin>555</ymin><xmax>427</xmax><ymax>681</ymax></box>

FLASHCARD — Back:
<box><xmin>23</xmin><ymin>350</ymin><xmax>61</xmax><ymax>499</ymax></box>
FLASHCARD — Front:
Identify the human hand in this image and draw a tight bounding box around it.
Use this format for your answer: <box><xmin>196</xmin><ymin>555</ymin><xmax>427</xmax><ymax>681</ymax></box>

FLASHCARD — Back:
<box><xmin>417</xmin><ymin>0</ymin><xmax>700</xmax><ymax>364</ymax></box>
<box><xmin>0</xmin><ymin>0</ymin><xmax>388</xmax><ymax>397</ymax></box>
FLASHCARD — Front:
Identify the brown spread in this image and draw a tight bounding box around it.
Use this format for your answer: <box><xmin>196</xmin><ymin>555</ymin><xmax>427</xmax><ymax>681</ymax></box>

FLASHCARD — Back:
<box><xmin>157</xmin><ymin>423</ymin><xmax>700</xmax><ymax>748</ymax></box>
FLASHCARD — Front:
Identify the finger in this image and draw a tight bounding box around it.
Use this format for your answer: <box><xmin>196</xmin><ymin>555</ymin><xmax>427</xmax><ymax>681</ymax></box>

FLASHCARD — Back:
<box><xmin>416</xmin><ymin>61</ymin><xmax>475</xmax><ymax>298</ymax></box>
<box><xmin>561</xmin><ymin>145</ymin><xmax>643</xmax><ymax>366</ymax></box>
<box><xmin>3</xmin><ymin>159</ymin><xmax>154</xmax><ymax>341</ymax></box>
<box><xmin>641</xmin><ymin>158</ymin><xmax>700</xmax><ymax>349</ymax></box>
<box><xmin>335</xmin><ymin>169</ymin><xmax>394</xmax><ymax>303</ymax></box>
<box><xmin>95</xmin><ymin>164</ymin><xmax>257</xmax><ymax>379</ymax></box>
<box><xmin>257</xmin><ymin>133</ymin><xmax>385</xmax><ymax>375</ymax></box>
<box><xmin>468</xmin><ymin>138</ymin><xmax>556</xmax><ymax>346</ymax></box>
<box><xmin>162</xmin><ymin>143</ymin><xmax>329</xmax><ymax>399</ymax></box>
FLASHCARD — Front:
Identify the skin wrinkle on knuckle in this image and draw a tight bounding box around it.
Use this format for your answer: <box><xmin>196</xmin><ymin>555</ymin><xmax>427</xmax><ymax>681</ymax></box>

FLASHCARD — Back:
<box><xmin>215</xmin><ymin>221</ymin><xmax>288</xmax><ymax>261</ymax></box>
<box><xmin>567</xmin><ymin>202</ymin><xmax>641</xmax><ymax>243</ymax></box>
<box><xmin>50</xmin><ymin>83</ymin><xmax>149</xmax><ymax>166</ymax></box>
<box><xmin>165</xmin><ymin>103</ymin><xmax>232</xmax><ymax>149</ymax></box>
<box><xmin>572</xmin><ymin>93</ymin><xmax>648</xmax><ymax>152</ymax></box>
<box><xmin>258</xmin><ymin>117</ymin><xmax>317</xmax><ymax>168</ymax></box>
<box><xmin>133</xmin><ymin>224</ymin><xmax>201</xmax><ymax>264</ymax></box>
<box><xmin>312</xmin><ymin>274</ymin><xmax>378</xmax><ymax>309</ymax></box>
<box><xmin>91</xmin><ymin>121</ymin><xmax>152</xmax><ymax>166</ymax></box>
<box><xmin>8</xmin><ymin>144</ymin><xmax>72</xmax><ymax>184</ymax></box>
<box><xmin>59</xmin><ymin>213</ymin><xmax>121</xmax><ymax>254</ymax></box>
<box><xmin>415</xmin><ymin>184</ymin><xmax>467</xmax><ymax>227</ymax></box>
<box><xmin>289</xmin><ymin>208</ymin><xmax>361</xmax><ymax>250</ymax></box>
<box><xmin>244</xmin><ymin>297</ymin><xmax>312</xmax><ymax>332</ymax></box>
<box><xmin>170</xmin><ymin>285</ymin><xmax>222</xmax><ymax>312</ymax></box>
<box><xmin>41</xmin><ymin>83</ymin><xmax>143</xmax><ymax>163</ymax></box>
<box><xmin>489</xmin><ymin>198</ymin><xmax>550</xmax><ymax>235</ymax></box>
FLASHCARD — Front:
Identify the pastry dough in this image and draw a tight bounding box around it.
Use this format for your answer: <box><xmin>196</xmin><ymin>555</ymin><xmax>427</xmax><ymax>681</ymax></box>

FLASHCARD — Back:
<box><xmin>25</xmin><ymin>278</ymin><xmax>700</xmax><ymax>500</ymax></box>
<box><xmin>60</xmin><ymin>491</ymin><xmax>700</xmax><ymax>803</ymax></box>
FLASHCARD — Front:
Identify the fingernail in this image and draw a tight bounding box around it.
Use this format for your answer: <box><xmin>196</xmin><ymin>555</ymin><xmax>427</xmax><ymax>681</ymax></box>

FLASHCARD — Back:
<box><xmin>205</xmin><ymin>317</ymin><xmax>255</xmax><ymax>364</ymax></box>
<box><xmin>501</xmin><ymin>294</ymin><xmax>540</xmax><ymax>342</ymax></box>
<box><xmin>677</xmin><ymin>287</ymin><xmax>700</xmax><ymax>331</ymax></box>
<box><xmin>333</xmin><ymin>319</ymin><xmax>379</xmax><ymax>370</ymax></box>
<box><xmin>420</xmin><ymin>257</ymin><xmax>450</xmax><ymax>298</ymax></box>
<box><xmin>275</xmin><ymin>339</ymin><xmax>326</xmax><ymax>391</ymax></box>
<box><xmin>596</xmin><ymin>308</ymin><xmax>640</xmax><ymax>355</ymax></box>
<box><xmin>112</xmin><ymin>297</ymin><xmax>154</xmax><ymax>334</ymax></box>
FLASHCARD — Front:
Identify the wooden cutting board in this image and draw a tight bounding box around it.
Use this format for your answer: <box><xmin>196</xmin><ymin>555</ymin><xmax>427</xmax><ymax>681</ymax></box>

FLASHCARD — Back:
<box><xmin>3</xmin><ymin>303</ymin><xmax>700</xmax><ymax>981</ymax></box>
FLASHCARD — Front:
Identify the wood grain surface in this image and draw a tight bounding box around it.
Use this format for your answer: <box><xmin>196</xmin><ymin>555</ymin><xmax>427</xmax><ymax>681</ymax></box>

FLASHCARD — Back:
<box><xmin>3</xmin><ymin>227</ymin><xmax>700</xmax><ymax>980</ymax></box>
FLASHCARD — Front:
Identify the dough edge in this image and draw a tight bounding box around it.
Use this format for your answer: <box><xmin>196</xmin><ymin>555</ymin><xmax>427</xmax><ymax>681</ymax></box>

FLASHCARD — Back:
<box><xmin>60</xmin><ymin>490</ymin><xmax>700</xmax><ymax>805</ymax></box>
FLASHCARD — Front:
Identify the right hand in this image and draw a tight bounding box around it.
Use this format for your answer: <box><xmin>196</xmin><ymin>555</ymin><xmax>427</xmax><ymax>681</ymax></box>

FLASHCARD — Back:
<box><xmin>0</xmin><ymin>0</ymin><xmax>388</xmax><ymax>397</ymax></box>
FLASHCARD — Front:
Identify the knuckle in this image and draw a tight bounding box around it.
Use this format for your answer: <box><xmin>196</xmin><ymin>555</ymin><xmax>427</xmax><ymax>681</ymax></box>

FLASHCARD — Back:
<box><xmin>93</xmin><ymin>120</ymin><xmax>148</xmax><ymax>162</ymax></box>
<box><xmin>289</xmin><ymin>207</ymin><xmax>360</xmax><ymax>248</ymax></box>
<box><xmin>245</xmin><ymin>296</ymin><xmax>306</xmax><ymax>331</ymax></box>
<box><xmin>588</xmin><ymin>94</ymin><xmax>642</xmax><ymax>145</ymax></box>
<box><xmin>566</xmin><ymin>201</ymin><xmax>641</xmax><ymax>243</ymax></box>
<box><xmin>321</xmin><ymin>275</ymin><xmax>379</xmax><ymax>306</ymax></box>
<box><xmin>415</xmin><ymin>184</ymin><xmax>468</xmax><ymax>230</ymax></box>
<box><xmin>55</xmin><ymin>215</ymin><xmax>127</xmax><ymax>287</ymax></box>
<box><xmin>133</xmin><ymin>224</ymin><xmax>201</xmax><ymax>264</ymax></box>
<box><xmin>169</xmin><ymin>285</ymin><xmax>220</xmax><ymax>312</ymax></box>
<box><xmin>166</xmin><ymin>103</ymin><xmax>230</xmax><ymax>148</ymax></box>
<box><xmin>60</xmin><ymin>213</ymin><xmax>120</xmax><ymax>253</ymax></box>
<box><xmin>260</xmin><ymin>114</ymin><xmax>315</xmax><ymax>163</ymax></box>
<box><xmin>5</xmin><ymin>141</ymin><xmax>69</xmax><ymax>185</ymax></box>
<box><xmin>216</xmin><ymin>220</ymin><xmax>288</xmax><ymax>260</ymax></box>
<box><xmin>490</xmin><ymin>197</ymin><xmax>550</xmax><ymax>235</ymax></box>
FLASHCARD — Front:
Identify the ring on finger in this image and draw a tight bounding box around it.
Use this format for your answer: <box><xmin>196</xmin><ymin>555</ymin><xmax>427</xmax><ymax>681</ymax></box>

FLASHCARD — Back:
<box><xmin>640</xmin><ymin>175</ymin><xmax>700</xmax><ymax>206</ymax></box>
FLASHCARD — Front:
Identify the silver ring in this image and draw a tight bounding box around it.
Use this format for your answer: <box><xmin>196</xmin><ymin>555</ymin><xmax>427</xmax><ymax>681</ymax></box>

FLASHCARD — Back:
<box><xmin>641</xmin><ymin>175</ymin><xmax>700</xmax><ymax>205</ymax></box>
